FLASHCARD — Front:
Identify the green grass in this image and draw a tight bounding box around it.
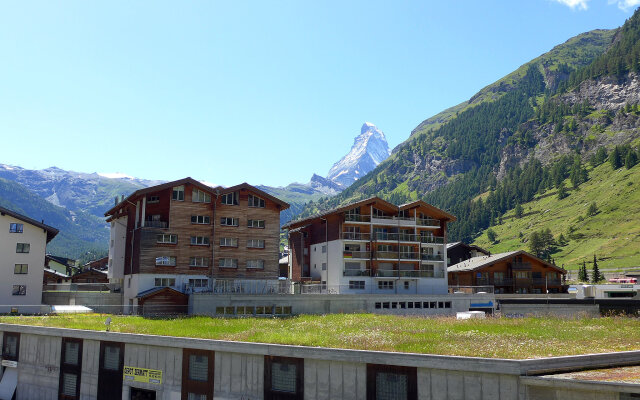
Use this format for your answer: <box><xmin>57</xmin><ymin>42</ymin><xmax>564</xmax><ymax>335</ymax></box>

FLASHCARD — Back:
<box><xmin>1</xmin><ymin>314</ymin><xmax>640</xmax><ymax>359</ymax></box>
<box><xmin>474</xmin><ymin>162</ymin><xmax>640</xmax><ymax>271</ymax></box>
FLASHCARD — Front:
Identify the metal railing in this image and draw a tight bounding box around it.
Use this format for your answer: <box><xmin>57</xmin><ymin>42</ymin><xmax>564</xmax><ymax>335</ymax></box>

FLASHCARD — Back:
<box><xmin>375</xmin><ymin>269</ymin><xmax>399</xmax><ymax>278</ymax></box>
<box><xmin>143</xmin><ymin>220</ymin><xmax>168</xmax><ymax>228</ymax></box>
<box><xmin>342</xmin><ymin>232</ymin><xmax>371</xmax><ymax>240</ymax></box>
<box><xmin>376</xmin><ymin>251</ymin><xmax>399</xmax><ymax>259</ymax></box>
<box><xmin>43</xmin><ymin>283</ymin><xmax>120</xmax><ymax>293</ymax></box>
<box><xmin>343</xmin><ymin>269</ymin><xmax>372</xmax><ymax>277</ymax></box>
<box><xmin>421</xmin><ymin>254</ymin><xmax>444</xmax><ymax>261</ymax></box>
<box><xmin>399</xmin><ymin>252</ymin><xmax>420</xmax><ymax>260</ymax></box>
<box><xmin>417</xmin><ymin>218</ymin><xmax>440</xmax><ymax>227</ymax></box>
<box><xmin>345</xmin><ymin>215</ymin><xmax>371</xmax><ymax>223</ymax></box>
<box><xmin>343</xmin><ymin>250</ymin><xmax>371</xmax><ymax>259</ymax></box>
<box><xmin>448</xmin><ymin>285</ymin><xmax>495</xmax><ymax>294</ymax></box>
<box><xmin>420</xmin><ymin>236</ymin><xmax>445</xmax><ymax>244</ymax></box>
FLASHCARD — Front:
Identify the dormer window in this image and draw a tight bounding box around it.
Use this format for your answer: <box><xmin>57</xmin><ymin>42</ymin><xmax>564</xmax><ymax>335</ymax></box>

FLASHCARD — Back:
<box><xmin>172</xmin><ymin>186</ymin><xmax>184</xmax><ymax>201</ymax></box>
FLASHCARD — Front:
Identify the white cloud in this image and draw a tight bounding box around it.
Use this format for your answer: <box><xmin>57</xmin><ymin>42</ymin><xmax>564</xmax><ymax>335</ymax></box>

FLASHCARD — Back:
<box><xmin>612</xmin><ymin>0</ymin><xmax>640</xmax><ymax>11</ymax></box>
<box><xmin>552</xmin><ymin>0</ymin><xmax>590</xmax><ymax>10</ymax></box>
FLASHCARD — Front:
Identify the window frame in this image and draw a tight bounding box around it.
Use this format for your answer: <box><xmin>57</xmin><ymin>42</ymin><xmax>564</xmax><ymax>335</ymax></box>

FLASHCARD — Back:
<box><xmin>14</xmin><ymin>264</ymin><xmax>28</xmax><ymax>274</ymax></box>
<box><xmin>59</xmin><ymin>337</ymin><xmax>83</xmax><ymax>400</ymax></box>
<box><xmin>172</xmin><ymin>185</ymin><xmax>185</xmax><ymax>201</ymax></box>
<box><xmin>192</xmin><ymin>189</ymin><xmax>212</xmax><ymax>203</ymax></box>
<box><xmin>15</xmin><ymin>243</ymin><xmax>30</xmax><ymax>253</ymax></box>
<box><xmin>246</xmin><ymin>259</ymin><xmax>265</xmax><ymax>269</ymax></box>
<box><xmin>248</xmin><ymin>194</ymin><xmax>266</xmax><ymax>208</ymax></box>
<box><xmin>154</xmin><ymin>278</ymin><xmax>176</xmax><ymax>287</ymax></box>
<box><xmin>366</xmin><ymin>364</ymin><xmax>417</xmax><ymax>400</ymax></box>
<box><xmin>2</xmin><ymin>332</ymin><xmax>20</xmax><ymax>362</ymax></box>
<box><xmin>156</xmin><ymin>234</ymin><xmax>178</xmax><ymax>244</ymax></box>
<box><xmin>12</xmin><ymin>285</ymin><xmax>26</xmax><ymax>296</ymax></box>
<box><xmin>155</xmin><ymin>256</ymin><xmax>177</xmax><ymax>266</ymax></box>
<box><xmin>191</xmin><ymin>215</ymin><xmax>211</xmax><ymax>225</ymax></box>
<box><xmin>219</xmin><ymin>237</ymin><xmax>238</xmax><ymax>247</ymax></box>
<box><xmin>219</xmin><ymin>258</ymin><xmax>238</xmax><ymax>269</ymax></box>
<box><xmin>189</xmin><ymin>257</ymin><xmax>209</xmax><ymax>268</ymax></box>
<box><xmin>248</xmin><ymin>219</ymin><xmax>265</xmax><ymax>229</ymax></box>
<box><xmin>349</xmin><ymin>280</ymin><xmax>365</xmax><ymax>290</ymax></box>
<box><xmin>9</xmin><ymin>223</ymin><xmax>23</xmax><ymax>233</ymax></box>
<box><xmin>264</xmin><ymin>355</ymin><xmax>304</xmax><ymax>400</ymax></box>
<box><xmin>221</xmin><ymin>191</ymin><xmax>239</xmax><ymax>205</ymax></box>
<box><xmin>220</xmin><ymin>217</ymin><xmax>239</xmax><ymax>227</ymax></box>
<box><xmin>190</xmin><ymin>236</ymin><xmax>210</xmax><ymax>246</ymax></box>
<box><xmin>182</xmin><ymin>349</ymin><xmax>214</xmax><ymax>400</ymax></box>
<box><xmin>247</xmin><ymin>239</ymin><xmax>265</xmax><ymax>249</ymax></box>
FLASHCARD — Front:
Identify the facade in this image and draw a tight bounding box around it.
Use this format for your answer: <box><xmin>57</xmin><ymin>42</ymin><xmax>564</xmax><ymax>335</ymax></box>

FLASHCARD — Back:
<box><xmin>105</xmin><ymin>177</ymin><xmax>289</xmax><ymax>312</ymax></box>
<box><xmin>284</xmin><ymin>197</ymin><xmax>456</xmax><ymax>294</ymax></box>
<box><xmin>0</xmin><ymin>206</ymin><xmax>59</xmax><ymax>313</ymax></box>
<box><xmin>446</xmin><ymin>241</ymin><xmax>490</xmax><ymax>266</ymax></box>
<box><xmin>45</xmin><ymin>254</ymin><xmax>77</xmax><ymax>275</ymax></box>
<box><xmin>448</xmin><ymin>250</ymin><xmax>567</xmax><ymax>294</ymax></box>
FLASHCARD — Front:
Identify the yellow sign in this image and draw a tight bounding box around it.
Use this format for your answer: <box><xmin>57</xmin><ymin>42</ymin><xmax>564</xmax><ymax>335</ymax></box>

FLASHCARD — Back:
<box><xmin>123</xmin><ymin>366</ymin><xmax>163</xmax><ymax>384</ymax></box>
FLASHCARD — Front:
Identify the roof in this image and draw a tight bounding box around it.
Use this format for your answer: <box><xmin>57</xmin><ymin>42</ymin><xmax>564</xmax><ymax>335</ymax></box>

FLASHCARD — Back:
<box><xmin>446</xmin><ymin>241</ymin><xmax>490</xmax><ymax>255</ymax></box>
<box><xmin>279</xmin><ymin>256</ymin><xmax>289</xmax><ymax>265</ymax></box>
<box><xmin>105</xmin><ymin>177</ymin><xmax>289</xmax><ymax>217</ymax></box>
<box><xmin>46</xmin><ymin>254</ymin><xmax>76</xmax><ymax>266</ymax></box>
<box><xmin>0</xmin><ymin>206</ymin><xmax>59</xmax><ymax>242</ymax></box>
<box><xmin>283</xmin><ymin>196</ymin><xmax>455</xmax><ymax>229</ymax></box>
<box><xmin>72</xmin><ymin>268</ymin><xmax>108</xmax><ymax>277</ymax></box>
<box><xmin>447</xmin><ymin>250</ymin><xmax>566</xmax><ymax>273</ymax></box>
<box><xmin>81</xmin><ymin>256</ymin><xmax>109</xmax><ymax>268</ymax></box>
<box><xmin>136</xmin><ymin>286</ymin><xmax>187</xmax><ymax>299</ymax></box>
<box><xmin>43</xmin><ymin>268</ymin><xmax>69</xmax><ymax>278</ymax></box>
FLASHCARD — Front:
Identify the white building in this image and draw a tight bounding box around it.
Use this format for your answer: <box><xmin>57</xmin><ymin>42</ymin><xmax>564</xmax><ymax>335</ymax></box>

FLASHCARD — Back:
<box><xmin>0</xmin><ymin>206</ymin><xmax>58</xmax><ymax>313</ymax></box>
<box><xmin>285</xmin><ymin>197</ymin><xmax>455</xmax><ymax>294</ymax></box>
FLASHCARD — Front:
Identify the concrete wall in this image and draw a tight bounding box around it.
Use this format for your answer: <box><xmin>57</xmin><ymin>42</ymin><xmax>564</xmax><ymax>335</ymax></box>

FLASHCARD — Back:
<box><xmin>500</xmin><ymin>303</ymin><xmax>600</xmax><ymax>318</ymax></box>
<box><xmin>108</xmin><ymin>215</ymin><xmax>127</xmax><ymax>281</ymax></box>
<box><xmin>42</xmin><ymin>291</ymin><xmax>123</xmax><ymax>314</ymax></box>
<box><xmin>3</xmin><ymin>324</ymin><xmax>640</xmax><ymax>400</ymax></box>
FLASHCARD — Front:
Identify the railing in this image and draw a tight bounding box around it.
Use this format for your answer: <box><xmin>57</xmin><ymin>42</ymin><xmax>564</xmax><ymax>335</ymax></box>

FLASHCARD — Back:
<box><xmin>532</xmin><ymin>278</ymin><xmax>563</xmax><ymax>286</ymax></box>
<box><xmin>343</xmin><ymin>251</ymin><xmax>371</xmax><ymax>259</ymax></box>
<box><xmin>417</xmin><ymin>218</ymin><xmax>440</xmax><ymax>227</ymax></box>
<box><xmin>342</xmin><ymin>232</ymin><xmax>371</xmax><ymax>240</ymax></box>
<box><xmin>375</xmin><ymin>269</ymin><xmax>399</xmax><ymax>278</ymax></box>
<box><xmin>143</xmin><ymin>220</ymin><xmax>168</xmax><ymax>228</ymax></box>
<box><xmin>345</xmin><ymin>215</ymin><xmax>371</xmax><ymax>223</ymax></box>
<box><xmin>511</xmin><ymin>262</ymin><xmax>532</xmax><ymax>270</ymax></box>
<box><xmin>376</xmin><ymin>251</ymin><xmax>399</xmax><ymax>259</ymax></box>
<box><xmin>43</xmin><ymin>283</ymin><xmax>120</xmax><ymax>293</ymax></box>
<box><xmin>448</xmin><ymin>285</ymin><xmax>495</xmax><ymax>294</ymax></box>
<box><xmin>419</xmin><ymin>270</ymin><xmax>446</xmax><ymax>279</ymax></box>
<box><xmin>421</xmin><ymin>254</ymin><xmax>444</xmax><ymax>261</ymax></box>
<box><xmin>373</xmin><ymin>232</ymin><xmax>394</xmax><ymax>241</ymax></box>
<box><xmin>420</xmin><ymin>236</ymin><xmax>445</xmax><ymax>244</ymax></box>
<box><xmin>397</xmin><ymin>233</ymin><xmax>420</xmax><ymax>242</ymax></box>
<box><xmin>494</xmin><ymin>278</ymin><xmax>514</xmax><ymax>286</ymax></box>
<box><xmin>343</xmin><ymin>269</ymin><xmax>372</xmax><ymax>277</ymax></box>
<box><xmin>399</xmin><ymin>252</ymin><xmax>420</xmax><ymax>260</ymax></box>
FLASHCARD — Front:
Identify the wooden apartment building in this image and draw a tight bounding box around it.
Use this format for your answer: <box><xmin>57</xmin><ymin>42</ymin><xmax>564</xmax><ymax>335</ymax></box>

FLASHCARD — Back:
<box><xmin>284</xmin><ymin>197</ymin><xmax>456</xmax><ymax>294</ymax></box>
<box><xmin>105</xmin><ymin>177</ymin><xmax>289</xmax><ymax>312</ymax></box>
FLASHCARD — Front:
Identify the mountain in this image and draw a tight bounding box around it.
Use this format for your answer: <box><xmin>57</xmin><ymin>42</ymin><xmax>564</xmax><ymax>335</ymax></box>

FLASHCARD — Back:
<box><xmin>326</xmin><ymin>122</ymin><xmax>391</xmax><ymax>187</ymax></box>
<box><xmin>293</xmin><ymin>9</ymin><xmax>640</xmax><ymax>269</ymax></box>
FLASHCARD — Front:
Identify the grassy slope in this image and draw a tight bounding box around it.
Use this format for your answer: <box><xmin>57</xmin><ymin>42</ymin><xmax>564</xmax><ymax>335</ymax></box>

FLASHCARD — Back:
<box><xmin>474</xmin><ymin>162</ymin><xmax>640</xmax><ymax>271</ymax></box>
<box><xmin>1</xmin><ymin>314</ymin><xmax>639</xmax><ymax>359</ymax></box>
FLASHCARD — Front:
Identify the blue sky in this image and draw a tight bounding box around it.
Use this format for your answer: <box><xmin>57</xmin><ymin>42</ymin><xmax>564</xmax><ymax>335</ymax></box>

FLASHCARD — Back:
<box><xmin>0</xmin><ymin>1</ymin><xmax>637</xmax><ymax>187</ymax></box>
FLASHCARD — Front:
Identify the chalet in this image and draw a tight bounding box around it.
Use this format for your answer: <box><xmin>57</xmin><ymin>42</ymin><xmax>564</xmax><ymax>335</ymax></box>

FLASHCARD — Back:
<box><xmin>446</xmin><ymin>242</ymin><xmax>490</xmax><ymax>266</ymax></box>
<box><xmin>70</xmin><ymin>268</ymin><xmax>109</xmax><ymax>284</ymax></box>
<box><xmin>45</xmin><ymin>254</ymin><xmax>77</xmax><ymax>276</ymax></box>
<box><xmin>80</xmin><ymin>255</ymin><xmax>109</xmax><ymax>271</ymax></box>
<box><xmin>448</xmin><ymin>250</ymin><xmax>566</xmax><ymax>294</ymax></box>
<box><xmin>43</xmin><ymin>268</ymin><xmax>69</xmax><ymax>285</ymax></box>
<box><xmin>283</xmin><ymin>197</ymin><xmax>456</xmax><ymax>294</ymax></box>
<box><xmin>105</xmin><ymin>177</ymin><xmax>289</xmax><ymax>313</ymax></box>
<box><xmin>0</xmin><ymin>206</ymin><xmax>59</xmax><ymax>313</ymax></box>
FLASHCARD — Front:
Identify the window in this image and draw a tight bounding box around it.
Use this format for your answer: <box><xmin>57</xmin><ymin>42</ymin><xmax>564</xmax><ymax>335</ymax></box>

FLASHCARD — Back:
<box><xmin>248</xmin><ymin>194</ymin><xmax>265</xmax><ymax>208</ymax></box>
<box><xmin>421</xmin><ymin>264</ymin><xmax>434</xmax><ymax>278</ymax></box>
<box><xmin>97</xmin><ymin>342</ymin><xmax>124</xmax><ymax>400</ymax></box>
<box><xmin>16</xmin><ymin>243</ymin><xmax>30</xmax><ymax>253</ymax></box>
<box><xmin>404</xmin><ymin>281</ymin><xmax>410</xmax><ymax>290</ymax></box>
<box><xmin>172</xmin><ymin>185</ymin><xmax>184</xmax><ymax>201</ymax></box>
<box><xmin>372</xmin><ymin>208</ymin><xmax>386</xmax><ymax>218</ymax></box>
<box><xmin>14</xmin><ymin>264</ymin><xmax>28</xmax><ymax>274</ymax></box>
<box><xmin>378</xmin><ymin>281</ymin><xmax>394</xmax><ymax>290</ymax></box>
<box><xmin>182</xmin><ymin>349</ymin><xmax>214</xmax><ymax>400</ymax></box>
<box><xmin>264</xmin><ymin>356</ymin><xmax>304</xmax><ymax>400</ymax></box>
<box><xmin>9</xmin><ymin>223</ymin><xmax>23</xmax><ymax>233</ymax></box>
<box><xmin>247</xmin><ymin>259</ymin><xmax>265</xmax><ymax>269</ymax></box>
<box><xmin>322</xmin><ymin>263</ymin><xmax>327</xmax><ymax>271</ymax></box>
<box><xmin>247</xmin><ymin>239</ymin><xmax>265</xmax><ymax>249</ymax></box>
<box><xmin>377</xmin><ymin>244</ymin><xmax>393</xmax><ymax>252</ymax></box>
<box><xmin>147</xmin><ymin>195</ymin><xmax>160</xmax><ymax>203</ymax></box>
<box><xmin>349</xmin><ymin>281</ymin><xmax>365</xmax><ymax>290</ymax></box>
<box><xmin>248</xmin><ymin>219</ymin><xmax>265</xmax><ymax>228</ymax></box>
<box><xmin>220</xmin><ymin>217</ymin><xmax>239</xmax><ymax>226</ymax></box>
<box><xmin>190</xmin><ymin>236</ymin><xmax>210</xmax><ymax>246</ymax></box>
<box><xmin>2</xmin><ymin>332</ymin><xmax>19</xmax><ymax>361</ymax></box>
<box><xmin>188</xmin><ymin>279</ymin><xmax>208</xmax><ymax>288</ymax></box>
<box><xmin>191</xmin><ymin>215</ymin><xmax>211</xmax><ymax>224</ymax></box>
<box><xmin>189</xmin><ymin>257</ymin><xmax>209</xmax><ymax>267</ymax></box>
<box><xmin>366</xmin><ymin>364</ymin><xmax>417</xmax><ymax>400</ymax></box>
<box><xmin>154</xmin><ymin>278</ymin><xmax>176</xmax><ymax>287</ymax></box>
<box><xmin>12</xmin><ymin>285</ymin><xmax>26</xmax><ymax>295</ymax></box>
<box><xmin>221</xmin><ymin>191</ymin><xmax>238</xmax><ymax>205</ymax></box>
<box><xmin>515</xmin><ymin>271</ymin><xmax>530</xmax><ymax>279</ymax></box>
<box><xmin>156</xmin><ymin>234</ymin><xmax>177</xmax><ymax>244</ymax></box>
<box><xmin>219</xmin><ymin>237</ymin><xmax>238</xmax><ymax>247</ymax></box>
<box><xmin>155</xmin><ymin>256</ymin><xmax>176</xmax><ymax>266</ymax></box>
<box><xmin>192</xmin><ymin>189</ymin><xmax>211</xmax><ymax>203</ymax></box>
<box><xmin>59</xmin><ymin>338</ymin><xmax>83</xmax><ymax>400</ymax></box>
<box><xmin>322</xmin><ymin>245</ymin><xmax>327</xmax><ymax>253</ymax></box>
<box><xmin>219</xmin><ymin>258</ymin><xmax>238</xmax><ymax>268</ymax></box>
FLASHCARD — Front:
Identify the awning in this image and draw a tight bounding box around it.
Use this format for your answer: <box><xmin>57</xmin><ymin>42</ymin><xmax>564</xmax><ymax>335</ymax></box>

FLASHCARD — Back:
<box><xmin>0</xmin><ymin>367</ymin><xmax>18</xmax><ymax>400</ymax></box>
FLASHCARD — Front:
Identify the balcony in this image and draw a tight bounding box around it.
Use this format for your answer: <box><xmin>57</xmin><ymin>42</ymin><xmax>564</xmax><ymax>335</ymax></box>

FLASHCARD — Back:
<box><xmin>532</xmin><ymin>278</ymin><xmax>563</xmax><ymax>286</ymax></box>
<box><xmin>375</xmin><ymin>251</ymin><xmax>399</xmax><ymax>260</ymax></box>
<box><xmin>417</xmin><ymin>218</ymin><xmax>440</xmax><ymax>228</ymax></box>
<box><xmin>397</xmin><ymin>233</ymin><xmax>420</xmax><ymax>243</ymax></box>
<box><xmin>420</xmin><ymin>236</ymin><xmax>445</xmax><ymax>244</ymax></box>
<box><xmin>143</xmin><ymin>220</ymin><xmax>168</xmax><ymax>228</ymax></box>
<box><xmin>493</xmin><ymin>278</ymin><xmax>514</xmax><ymax>286</ymax></box>
<box><xmin>375</xmin><ymin>269</ymin><xmax>399</xmax><ymax>278</ymax></box>
<box><xmin>399</xmin><ymin>252</ymin><xmax>420</xmax><ymax>260</ymax></box>
<box><xmin>421</xmin><ymin>254</ymin><xmax>444</xmax><ymax>262</ymax></box>
<box><xmin>511</xmin><ymin>262</ymin><xmax>532</xmax><ymax>270</ymax></box>
<box><xmin>343</xmin><ymin>251</ymin><xmax>370</xmax><ymax>259</ymax></box>
<box><xmin>343</xmin><ymin>269</ymin><xmax>371</xmax><ymax>277</ymax></box>
<box><xmin>345</xmin><ymin>215</ymin><xmax>371</xmax><ymax>223</ymax></box>
<box><xmin>342</xmin><ymin>232</ymin><xmax>371</xmax><ymax>241</ymax></box>
<box><xmin>418</xmin><ymin>270</ymin><xmax>446</xmax><ymax>278</ymax></box>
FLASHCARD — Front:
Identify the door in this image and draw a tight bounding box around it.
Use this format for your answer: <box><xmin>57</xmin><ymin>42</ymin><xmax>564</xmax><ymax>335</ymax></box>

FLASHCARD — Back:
<box><xmin>97</xmin><ymin>341</ymin><xmax>124</xmax><ymax>400</ymax></box>
<box><xmin>131</xmin><ymin>388</ymin><xmax>156</xmax><ymax>400</ymax></box>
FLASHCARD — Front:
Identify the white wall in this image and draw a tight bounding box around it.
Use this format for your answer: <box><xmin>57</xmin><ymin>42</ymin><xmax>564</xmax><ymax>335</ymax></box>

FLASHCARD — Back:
<box><xmin>0</xmin><ymin>213</ymin><xmax>48</xmax><ymax>313</ymax></box>
<box><xmin>107</xmin><ymin>215</ymin><xmax>128</xmax><ymax>282</ymax></box>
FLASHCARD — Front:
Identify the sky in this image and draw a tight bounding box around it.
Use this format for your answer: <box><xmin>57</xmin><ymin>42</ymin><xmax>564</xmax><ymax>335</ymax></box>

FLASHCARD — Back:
<box><xmin>0</xmin><ymin>1</ymin><xmax>638</xmax><ymax>187</ymax></box>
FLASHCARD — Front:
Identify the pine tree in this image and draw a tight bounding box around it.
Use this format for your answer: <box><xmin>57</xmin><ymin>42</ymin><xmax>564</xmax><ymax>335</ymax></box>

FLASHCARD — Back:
<box><xmin>514</xmin><ymin>203</ymin><xmax>523</xmax><ymax>218</ymax></box>
<box><xmin>591</xmin><ymin>254</ymin><xmax>604</xmax><ymax>283</ymax></box>
<box><xmin>487</xmin><ymin>228</ymin><xmax>497</xmax><ymax>243</ymax></box>
<box><xmin>609</xmin><ymin>146</ymin><xmax>623</xmax><ymax>169</ymax></box>
<box><xmin>557</xmin><ymin>182</ymin><xmax>568</xmax><ymax>200</ymax></box>
<box><xmin>579</xmin><ymin>261</ymin><xmax>589</xmax><ymax>282</ymax></box>
<box><xmin>625</xmin><ymin>150</ymin><xmax>638</xmax><ymax>169</ymax></box>
<box><xmin>586</xmin><ymin>202</ymin><xmax>598</xmax><ymax>217</ymax></box>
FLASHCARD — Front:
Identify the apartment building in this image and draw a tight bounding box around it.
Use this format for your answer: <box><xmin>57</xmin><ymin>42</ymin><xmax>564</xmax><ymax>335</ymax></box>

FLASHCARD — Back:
<box><xmin>284</xmin><ymin>197</ymin><xmax>456</xmax><ymax>294</ymax></box>
<box><xmin>0</xmin><ymin>206</ymin><xmax>59</xmax><ymax>313</ymax></box>
<box><xmin>104</xmin><ymin>177</ymin><xmax>289</xmax><ymax>312</ymax></box>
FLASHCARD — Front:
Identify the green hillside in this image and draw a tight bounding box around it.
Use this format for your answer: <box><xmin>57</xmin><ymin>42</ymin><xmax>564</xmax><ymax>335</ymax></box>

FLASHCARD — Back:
<box><xmin>474</xmin><ymin>160</ymin><xmax>640</xmax><ymax>271</ymax></box>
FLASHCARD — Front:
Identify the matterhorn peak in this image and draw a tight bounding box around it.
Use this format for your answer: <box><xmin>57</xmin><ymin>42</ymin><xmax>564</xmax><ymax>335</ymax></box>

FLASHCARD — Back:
<box><xmin>326</xmin><ymin>122</ymin><xmax>391</xmax><ymax>188</ymax></box>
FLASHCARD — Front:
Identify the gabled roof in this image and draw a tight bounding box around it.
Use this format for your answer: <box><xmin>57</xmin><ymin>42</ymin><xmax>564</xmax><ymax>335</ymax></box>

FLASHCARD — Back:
<box><xmin>447</xmin><ymin>250</ymin><xmax>566</xmax><ymax>273</ymax></box>
<box><xmin>446</xmin><ymin>241</ymin><xmax>490</xmax><ymax>255</ymax></box>
<box><xmin>46</xmin><ymin>254</ymin><xmax>76</xmax><ymax>266</ymax></box>
<box><xmin>283</xmin><ymin>196</ymin><xmax>456</xmax><ymax>229</ymax></box>
<box><xmin>105</xmin><ymin>177</ymin><xmax>289</xmax><ymax>217</ymax></box>
<box><xmin>44</xmin><ymin>268</ymin><xmax>69</xmax><ymax>278</ymax></box>
<box><xmin>399</xmin><ymin>200</ymin><xmax>457</xmax><ymax>222</ymax></box>
<box><xmin>72</xmin><ymin>268</ymin><xmax>108</xmax><ymax>277</ymax></box>
<box><xmin>0</xmin><ymin>206</ymin><xmax>59</xmax><ymax>242</ymax></box>
<box><xmin>81</xmin><ymin>256</ymin><xmax>109</xmax><ymax>268</ymax></box>
<box><xmin>136</xmin><ymin>286</ymin><xmax>187</xmax><ymax>299</ymax></box>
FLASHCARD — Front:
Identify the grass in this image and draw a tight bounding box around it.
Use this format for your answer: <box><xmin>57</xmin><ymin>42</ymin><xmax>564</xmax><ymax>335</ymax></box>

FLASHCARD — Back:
<box><xmin>1</xmin><ymin>314</ymin><xmax>640</xmax><ymax>359</ymax></box>
<box><xmin>474</xmin><ymin>161</ymin><xmax>640</xmax><ymax>271</ymax></box>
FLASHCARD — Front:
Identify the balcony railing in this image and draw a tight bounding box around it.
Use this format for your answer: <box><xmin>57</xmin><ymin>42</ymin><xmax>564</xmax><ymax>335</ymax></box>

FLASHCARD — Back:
<box><xmin>512</xmin><ymin>262</ymin><xmax>532</xmax><ymax>270</ymax></box>
<box><xmin>420</xmin><ymin>236</ymin><xmax>445</xmax><ymax>244</ymax></box>
<box><xmin>342</xmin><ymin>232</ymin><xmax>371</xmax><ymax>240</ymax></box>
<box><xmin>343</xmin><ymin>251</ymin><xmax>370</xmax><ymax>259</ymax></box>
<box><xmin>532</xmin><ymin>278</ymin><xmax>563</xmax><ymax>286</ymax></box>
<box><xmin>345</xmin><ymin>215</ymin><xmax>371</xmax><ymax>223</ymax></box>
<box><xmin>375</xmin><ymin>269</ymin><xmax>399</xmax><ymax>278</ymax></box>
<box><xmin>397</xmin><ymin>233</ymin><xmax>420</xmax><ymax>242</ymax></box>
<box><xmin>421</xmin><ymin>254</ymin><xmax>444</xmax><ymax>261</ymax></box>
<box><xmin>143</xmin><ymin>220</ymin><xmax>168</xmax><ymax>228</ymax></box>
<box><xmin>343</xmin><ymin>269</ymin><xmax>371</xmax><ymax>277</ymax></box>
<box><xmin>417</xmin><ymin>218</ymin><xmax>440</xmax><ymax>227</ymax></box>
<box><xmin>399</xmin><ymin>252</ymin><xmax>420</xmax><ymax>260</ymax></box>
<box><xmin>375</xmin><ymin>251</ymin><xmax>399</xmax><ymax>259</ymax></box>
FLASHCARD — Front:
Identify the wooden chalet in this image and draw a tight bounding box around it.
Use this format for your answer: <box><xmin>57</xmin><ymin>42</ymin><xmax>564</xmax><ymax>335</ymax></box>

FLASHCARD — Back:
<box><xmin>448</xmin><ymin>250</ymin><xmax>567</xmax><ymax>294</ymax></box>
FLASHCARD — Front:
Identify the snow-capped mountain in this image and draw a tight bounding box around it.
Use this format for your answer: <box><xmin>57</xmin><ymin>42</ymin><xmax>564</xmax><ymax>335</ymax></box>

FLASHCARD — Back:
<box><xmin>326</xmin><ymin>122</ymin><xmax>391</xmax><ymax>187</ymax></box>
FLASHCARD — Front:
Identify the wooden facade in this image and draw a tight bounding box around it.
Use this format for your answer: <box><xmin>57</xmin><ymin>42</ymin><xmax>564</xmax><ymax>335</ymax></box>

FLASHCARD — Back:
<box><xmin>448</xmin><ymin>251</ymin><xmax>567</xmax><ymax>294</ymax></box>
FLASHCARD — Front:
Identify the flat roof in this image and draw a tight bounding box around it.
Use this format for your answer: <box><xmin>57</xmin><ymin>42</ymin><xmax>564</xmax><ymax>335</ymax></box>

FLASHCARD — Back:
<box><xmin>538</xmin><ymin>365</ymin><xmax>640</xmax><ymax>384</ymax></box>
